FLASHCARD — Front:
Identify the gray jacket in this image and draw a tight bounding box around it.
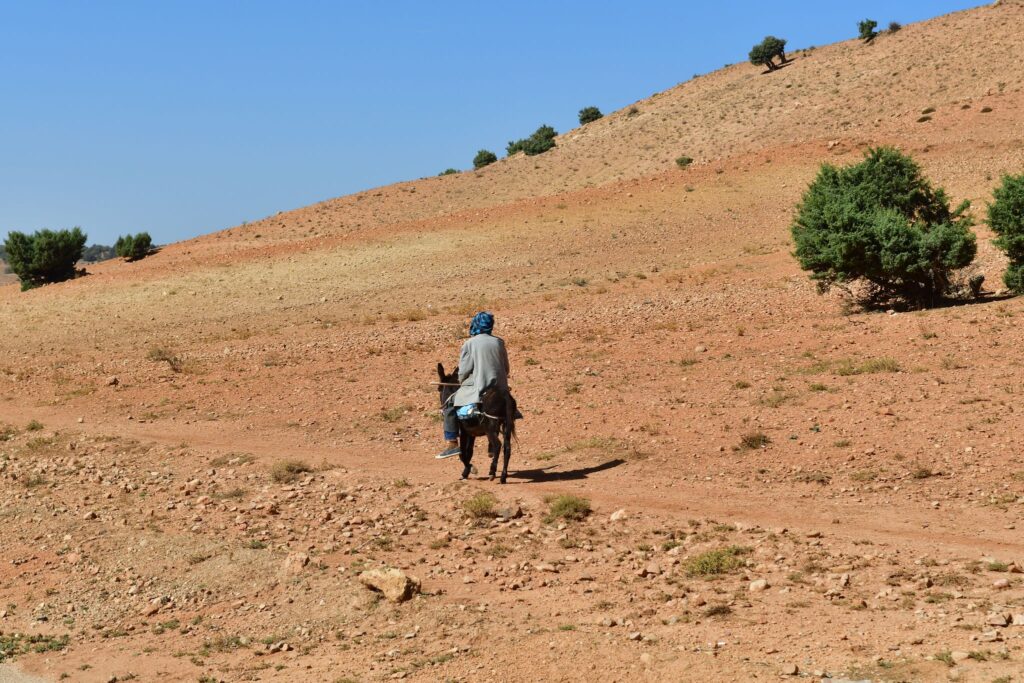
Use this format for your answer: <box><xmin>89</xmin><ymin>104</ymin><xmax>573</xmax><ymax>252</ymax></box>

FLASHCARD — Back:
<box><xmin>453</xmin><ymin>334</ymin><xmax>510</xmax><ymax>407</ymax></box>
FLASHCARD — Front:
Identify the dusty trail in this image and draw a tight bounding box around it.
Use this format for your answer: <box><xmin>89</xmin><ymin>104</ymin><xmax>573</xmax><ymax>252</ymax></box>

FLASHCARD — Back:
<box><xmin>16</xmin><ymin>402</ymin><xmax>1023</xmax><ymax>563</ymax></box>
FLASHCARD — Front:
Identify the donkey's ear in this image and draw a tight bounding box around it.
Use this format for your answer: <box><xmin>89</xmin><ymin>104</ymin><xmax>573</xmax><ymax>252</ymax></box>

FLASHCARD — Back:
<box><xmin>437</xmin><ymin>363</ymin><xmax>445</xmax><ymax>380</ymax></box>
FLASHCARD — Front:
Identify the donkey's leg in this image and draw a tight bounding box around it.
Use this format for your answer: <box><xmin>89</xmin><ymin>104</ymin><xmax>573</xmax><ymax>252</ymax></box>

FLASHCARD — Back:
<box><xmin>487</xmin><ymin>432</ymin><xmax>501</xmax><ymax>480</ymax></box>
<box><xmin>500</xmin><ymin>421</ymin><xmax>513</xmax><ymax>484</ymax></box>
<box><xmin>459</xmin><ymin>431</ymin><xmax>474</xmax><ymax>480</ymax></box>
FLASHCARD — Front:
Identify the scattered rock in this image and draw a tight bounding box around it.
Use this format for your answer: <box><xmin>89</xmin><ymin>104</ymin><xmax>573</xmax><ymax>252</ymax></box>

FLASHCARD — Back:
<box><xmin>780</xmin><ymin>663</ymin><xmax>798</xmax><ymax>676</ymax></box>
<box><xmin>282</xmin><ymin>551</ymin><xmax>309</xmax><ymax>575</ymax></box>
<box><xmin>749</xmin><ymin>579</ymin><xmax>769</xmax><ymax>592</ymax></box>
<box><xmin>609</xmin><ymin>509</ymin><xmax>628</xmax><ymax>522</ymax></box>
<box><xmin>359</xmin><ymin>568</ymin><xmax>421</xmax><ymax>603</ymax></box>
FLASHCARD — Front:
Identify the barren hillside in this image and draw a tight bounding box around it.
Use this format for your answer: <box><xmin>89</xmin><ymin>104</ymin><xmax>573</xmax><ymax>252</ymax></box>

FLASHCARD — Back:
<box><xmin>3</xmin><ymin>3</ymin><xmax>1024</xmax><ymax>682</ymax></box>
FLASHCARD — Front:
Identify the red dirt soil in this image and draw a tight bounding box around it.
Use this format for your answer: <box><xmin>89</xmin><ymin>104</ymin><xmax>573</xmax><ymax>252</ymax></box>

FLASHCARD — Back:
<box><xmin>3</xmin><ymin>3</ymin><xmax>1024</xmax><ymax>681</ymax></box>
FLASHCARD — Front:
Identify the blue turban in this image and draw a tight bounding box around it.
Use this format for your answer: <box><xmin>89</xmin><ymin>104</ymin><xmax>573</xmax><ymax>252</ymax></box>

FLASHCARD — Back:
<box><xmin>469</xmin><ymin>311</ymin><xmax>494</xmax><ymax>336</ymax></box>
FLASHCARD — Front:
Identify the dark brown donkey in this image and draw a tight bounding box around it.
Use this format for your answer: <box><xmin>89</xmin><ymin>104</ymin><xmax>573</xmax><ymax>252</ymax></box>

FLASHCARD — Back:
<box><xmin>437</xmin><ymin>363</ymin><xmax>517</xmax><ymax>484</ymax></box>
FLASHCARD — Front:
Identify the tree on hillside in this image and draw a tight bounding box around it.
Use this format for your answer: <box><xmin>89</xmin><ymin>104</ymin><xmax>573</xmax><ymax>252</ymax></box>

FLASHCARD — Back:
<box><xmin>791</xmin><ymin>147</ymin><xmax>977</xmax><ymax>308</ymax></box>
<box><xmin>859</xmin><ymin>19</ymin><xmax>879</xmax><ymax>43</ymax></box>
<box><xmin>748</xmin><ymin>36</ymin><xmax>787</xmax><ymax>72</ymax></box>
<box><xmin>988</xmin><ymin>173</ymin><xmax>1024</xmax><ymax>293</ymax></box>
<box><xmin>507</xmin><ymin>125</ymin><xmax>557</xmax><ymax>156</ymax></box>
<box><xmin>888</xmin><ymin>21</ymin><xmax>902</xmax><ymax>33</ymax></box>
<box><xmin>578</xmin><ymin>106</ymin><xmax>603</xmax><ymax>125</ymax></box>
<box><xmin>3</xmin><ymin>227</ymin><xmax>87</xmax><ymax>290</ymax></box>
<box><xmin>473</xmin><ymin>149</ymin><xmax>497</xmax><ymax>169</ymax></box>
<box><xmin>114</xmin><ymin>232</ymin><xmax>153</xmax><ymax>262</ymax></box>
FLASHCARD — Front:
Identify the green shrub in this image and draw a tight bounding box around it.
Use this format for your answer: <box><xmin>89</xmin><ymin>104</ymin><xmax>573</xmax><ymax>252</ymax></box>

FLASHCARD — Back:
<box><xmin>858</xmin><ymin>19</ymin><xmax>879</xmax><ymax>42</ymax></box>
<box><xmin>114</xmin><ymin>232</ymin><xmax>153</xmax><ymax>261</ymax></box>
<box><xmin>507</xmin><ymin>125</ymin><xmax>557</xmax><ymax>157</ymax></box>
<box><xmin>888</xmin><ymin>21</ymin><xmax>902</xmax><ymax>33</ymax></box>
<box><xmin>473</xmin><ymin>149</ymin><xmax>497</xmax><ymax>169</ymax></box>
<box><xmin>748</xmin><ymin>36</ymin><xmax>787</xmax><ymax>71</ymax></box>
<box><xmin>684</xmin><ymin>546</ymin><xmax>751</xmax><ymax>576</ymax></box>
<box><xmin>544</xmin><ymin>494</ymin><xmax>591</xmax><ymax>522</ymax></box>
<box><xmin>270</xmin><ymin>459</ymin><xmax>311</xmax><ymax>483</ymax></box>
<box><xmin>675</xmin><ymin>156</ymin><xmax>694</xmax><ymax>168</ymax></box>
<box><xmin>791</xmin><ymin>147</ymin><xmax>976</xmax><ymax>308</ymax></box>
<box><xmin>3</xmin><ymin>228</ymin><xmax>87</xmax><ymax>290</ymax></box>
<box><xmin>438</xmin><ymin>168</ymin><xmax>458</xmax><ymax>176</ymax></box>
<box><xmin>463</xmin><ymin>492</ymin><xmax>498</xmax><ymax>520</ymax></box>
<box><xmin>578</xmin><ymin>106</ymin><xmax>603</xmax><ymax>125</ymax></box>
<box><xmin>988</xmin><ymin>173</ymin><xmax>1024</xmax><ymax>293</ymax></box>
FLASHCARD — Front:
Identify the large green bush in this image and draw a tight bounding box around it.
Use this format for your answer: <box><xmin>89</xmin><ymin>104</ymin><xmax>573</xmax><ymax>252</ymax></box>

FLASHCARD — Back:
<box><xmin>473</xmin><ymin>149</ymin><xmax>497</xmax><ymax>169</ymax></box>
<box><xmin>988</xmin><ymin>173</ymin><xmax>1024</xmax><ymax>293</ymax></box>
<box><xmin>748</xmin><ymin>36</ymin><xmax>787</xmax><ymax>71</ymax></box>
<box><xmin>578</xmin><ymin>106</ymin><xmax>603</xmax><ymax>125</ymax></box>
<box><xmin>115</xmin><ymin>232</ymin><xmax>153</xmax><ymax>261</ymax></box>
<box><xmin>791</xmin><ymin>147</ymin><xmax>976</xmax><ymax>308</ymax></box>
<box><xmin>507</xmin><ymin>125</ymin><xmax>557</xmax><ymax>156</ymax></box>
<box><xmin>3</xmin><ymin>228</ymin><xmax>87</xmax><ymax>290</ymax></box>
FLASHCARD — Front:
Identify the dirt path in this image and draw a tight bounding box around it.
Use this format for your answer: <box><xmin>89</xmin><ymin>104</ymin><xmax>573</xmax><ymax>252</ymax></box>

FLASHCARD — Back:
<box><xmin>18</xmin><ymin>402</ymin><xmax>1024</xmax><ymax>563</ymax></box>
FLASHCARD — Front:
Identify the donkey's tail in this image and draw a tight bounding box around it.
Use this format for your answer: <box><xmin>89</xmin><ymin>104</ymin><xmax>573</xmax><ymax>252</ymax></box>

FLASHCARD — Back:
<box><xmin>505</xmin><ymin>389</ymin><xmax>518</xmax><ymax>445</ymax></box>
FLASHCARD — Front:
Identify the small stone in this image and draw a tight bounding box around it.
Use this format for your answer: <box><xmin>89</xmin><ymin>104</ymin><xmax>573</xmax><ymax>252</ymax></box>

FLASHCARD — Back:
<box><xmin>992</xmin><ymin>578</ymin><xmax>1010</xmax><ymax>590</ymax></box>
<box><xmin>749</xmin><ymin>579</ymin><xmax>769</xmax><ymax>592</ymax></box>
<box><xmin>106</xmin><ymin>376</ymin><xmax>119</xmax><ymax>386</ymax></box>
<box><xmin>282</xmin><ymin>552</ymin><xmax>309</xmax><ymax>575</ymax></box>
<box><xmin>950</xmin><ymin>651</ymin><xmax>970</xmax><ymax>663</ymax></box>
<box><xmin>986</xmin><ymin>612</ymin><xmax>1009</xmax><ymax>626</ymax></box>
<box><xmin>780</xmin><ymin>663</ymin><xmax>798</xmax><ymax>676</ymax></box>
<box><xmin>627</xmin><ymin>631</ymin><xmax>642</xmax><ymax>641</ymax></box>
<box><xmin>83</xmin><ymin>511</ymin><xmax>97</xmax><ymax>521</ymax></box>
<box><xmin>609</xmin><ymin>509</ymin><xmax>628</xmax><ymax>522</ymax></box>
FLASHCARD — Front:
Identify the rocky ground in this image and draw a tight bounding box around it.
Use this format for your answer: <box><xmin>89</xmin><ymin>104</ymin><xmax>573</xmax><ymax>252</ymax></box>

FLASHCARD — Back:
<box><xmin>1</xmin><ymin>420</ymin><xmax>1023</xmax><ymax>682</ymax></box>
<box><xmin>4</xmin><ymin>4</ymin><xmax>1024</xmax><ymax>681</ymax></box>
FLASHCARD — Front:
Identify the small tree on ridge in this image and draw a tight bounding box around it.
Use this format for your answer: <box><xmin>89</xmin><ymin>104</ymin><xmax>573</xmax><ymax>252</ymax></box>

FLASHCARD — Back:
<box><xmin>578</xmin><ymin>106</ymin><xmax>603</xmax><ymax>125</ymax></box>
<box><xmin>859</xmin><ymin>19</ymin><xmax>879</xmax><ymax>43</ymax></box>
<box><xmin>749</xmin><ymin>36</ymin><xmax>787</xmax><ymax>72</ymax></box>
<box><xmin>473</xmin><ymin>149</ymin><xmax>497</xmax><ymax>169</ymax></box>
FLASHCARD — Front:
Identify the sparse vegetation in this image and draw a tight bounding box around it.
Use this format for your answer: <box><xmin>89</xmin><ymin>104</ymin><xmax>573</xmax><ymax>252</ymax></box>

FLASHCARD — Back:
<box><xmin>988</xmin><ymin>173</ymin><xmax>1024</xmax><ymax>292</ymax></box>
<box><xmin>888</xmin><ymin>21</ymin><xmax>902</xmax><ymax>33</ymax></box>
<box><xmin>270</xmin><ymin>459</ymin><xmax>312</xmax><ymax>483</ymax></box>
<box><xmin>675</xmin><ymin>155</ymin><xmax>693</xmax><ymax>168</ymax></box>
<box><xmin>473</xmin><ymin>149</ymin><xmax>497</xmax><ymax>169</ymax></box>
<box><xmin>3</xmin><ymin>227</ymin><xmax>87</xmax><ymax>290</ymax></box>
<box><xmin>147</xmin><ymin>347</ymin><xmax>184</xmax><ymax>373</ymax></box>
<box><xmin>463</xmin><ymin>491</ymin><xmax>498</xmax><ymax>520</ymax></box>
<box><xmin>578</xmin><ymin>106</ymin><xmax>603</xmax><ymax>125</ymax></box>
<box><xmin>544</xmin><ymin>494</ymin><xmax>591</xmax><ymax>522</ymax></box>
<box><xmin>438</xmin><ymin>168</ymin><xmax>458</xmax><ymax>176</ymax></box>
<box><xmin>792</xmin><ymin>147</ymin><xmax>976</xmax><ymax>308</ymax></box>
<box><xmin>684</xmin><ymin>546</ymin><xmax>751</xmax><ymax>576</ymax></box>
<box><xmin>738</xmin><ymin>431</ymin><xmax>770</xmax><ymax>450</ymax></box>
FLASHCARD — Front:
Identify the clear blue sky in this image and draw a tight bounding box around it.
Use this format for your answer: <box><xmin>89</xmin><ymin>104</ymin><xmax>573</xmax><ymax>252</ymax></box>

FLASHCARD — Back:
<box><xmin>0</xmin><ymin>0</ymin><xmax>980</xmax><ymax>247</ymax></box>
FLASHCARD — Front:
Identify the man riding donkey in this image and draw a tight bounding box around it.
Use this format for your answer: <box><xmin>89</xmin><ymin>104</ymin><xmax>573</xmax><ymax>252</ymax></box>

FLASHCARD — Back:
<box><xmin>437</xmin><ymin>311</ymin><xmax>516</xmax><ymax>460</ymax></box>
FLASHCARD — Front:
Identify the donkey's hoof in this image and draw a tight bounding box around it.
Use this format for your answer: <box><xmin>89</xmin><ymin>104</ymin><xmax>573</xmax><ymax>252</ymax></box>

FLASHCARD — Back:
<box><xmin>488</xmin><ymin>475</ymin><xmax>495</xmax><ymax>481</ymax></box>
<box><xmin>499</xmin><ymin>477</ymin><xmax>507</xmax><ymax>485</ymax></box>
